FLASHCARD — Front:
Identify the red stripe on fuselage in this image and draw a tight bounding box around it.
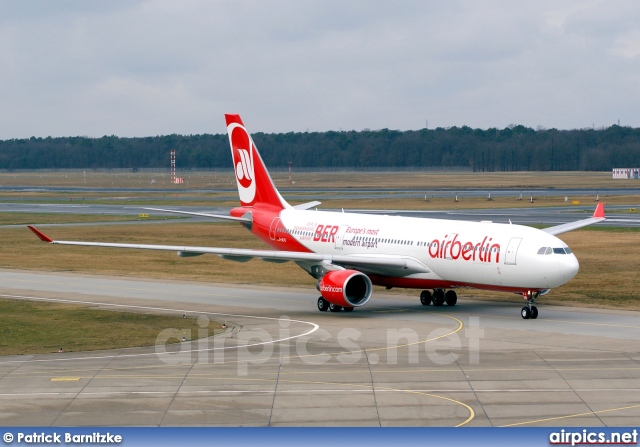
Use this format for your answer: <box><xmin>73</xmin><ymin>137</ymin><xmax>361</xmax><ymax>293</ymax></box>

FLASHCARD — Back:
<box><xmin>369</xmin><ymin>276</ymin><xmax>544</xmax><ymax>294</ymax></box>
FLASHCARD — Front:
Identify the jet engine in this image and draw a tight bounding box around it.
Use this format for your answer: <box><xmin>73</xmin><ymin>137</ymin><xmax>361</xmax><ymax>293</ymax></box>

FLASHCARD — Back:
<box><xmin>317</xmin><ymin>270</ymin><xmax>372</xmax><ymax>308</ymax></box>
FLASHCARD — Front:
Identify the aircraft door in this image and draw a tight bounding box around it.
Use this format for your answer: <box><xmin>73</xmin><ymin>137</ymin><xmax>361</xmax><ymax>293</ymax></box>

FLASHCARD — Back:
<box><xmin>443</xmin><ymin>233</ymin><xmax>459</xmax><ymax>260</ymax></box>
<box><xmin>269</xmin><ymin>217</ymin><xmax>281</xmax><ymax>240</ymax></box>
<box><xmin>334</xmin><ymin>226</ymin><xmax>347</xmax><ymax>249</ymax></box>
<box><xmin>504</xmin><ymin>237</ymin><xmax>522</xmax><ymax>265</ymax></box>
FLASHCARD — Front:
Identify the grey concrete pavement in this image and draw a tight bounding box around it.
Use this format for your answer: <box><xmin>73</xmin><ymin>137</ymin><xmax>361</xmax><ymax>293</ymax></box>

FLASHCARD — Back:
<box><xmin>0</xmin><ymin>270</ymin><xmax>639</xmax><ymax>427</ymax></box>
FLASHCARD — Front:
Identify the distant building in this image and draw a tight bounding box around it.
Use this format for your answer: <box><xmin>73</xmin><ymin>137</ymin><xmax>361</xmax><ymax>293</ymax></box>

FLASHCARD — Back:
<box><xmin>613</xmin><ymin>168</ymin><xmax>640</xmax><ymax>179</ymax></box>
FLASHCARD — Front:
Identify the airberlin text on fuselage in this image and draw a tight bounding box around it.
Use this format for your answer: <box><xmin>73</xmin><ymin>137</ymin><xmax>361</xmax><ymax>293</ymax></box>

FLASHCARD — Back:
<box><xmin>309</xmin><ymin>223</ymin><xmax>500</xmax><ymax>263</ymax></box>
<box><xmin>429</xmin><ymin>234</ymin><xmax>501</xmax><ymax>263</ymax></box>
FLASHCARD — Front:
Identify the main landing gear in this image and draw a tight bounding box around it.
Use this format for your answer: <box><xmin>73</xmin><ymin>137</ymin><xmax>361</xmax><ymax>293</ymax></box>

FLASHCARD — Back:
<box><xmin>317</xmin><ymin>297</ymin><xmax>353</xmax><ymax>313</ymax></box>
<box><xmin>521</xmin><ymin>291</ymin><xmax>539</xmax><ymax>319</ymax></box>
<box><xmin>419</xmin><ymin>289</ymin><xmax>457</xmax><ymax>306</ymax></box>
<box><xmin>317</xmin><ymin>297</ymin><xmax>330</xmax><ymax>311</ymax></box>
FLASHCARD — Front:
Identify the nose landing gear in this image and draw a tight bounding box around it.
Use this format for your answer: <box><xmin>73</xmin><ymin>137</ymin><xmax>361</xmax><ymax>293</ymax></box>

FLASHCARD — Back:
<box><xmin>521</xmin><ymin>291</ymin><xmax>539</xmax><ymax>319</ymax></box>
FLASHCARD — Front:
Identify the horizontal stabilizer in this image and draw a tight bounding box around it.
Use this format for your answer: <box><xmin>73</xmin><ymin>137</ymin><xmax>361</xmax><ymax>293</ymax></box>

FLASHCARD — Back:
<box><xmin>144</xmin><ymin>207</ymin><xmax>251</xmax><ymax>222</ymax></box>
<box><xmin>293</xmin><ymin>201</ymin><xmax>321</xmax><ymax>210</ymax></box>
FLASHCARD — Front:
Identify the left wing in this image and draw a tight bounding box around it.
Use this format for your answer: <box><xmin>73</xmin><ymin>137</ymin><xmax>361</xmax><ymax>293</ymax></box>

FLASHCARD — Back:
<box><xmin>27</xmin><ymin>225</ymin><xmax>430</xmax><ymax>276</ymax></box>
<box><xmin>542</xmin><ymin>203</ymin><xmax>606</xmax><ymax>236</ymax></box>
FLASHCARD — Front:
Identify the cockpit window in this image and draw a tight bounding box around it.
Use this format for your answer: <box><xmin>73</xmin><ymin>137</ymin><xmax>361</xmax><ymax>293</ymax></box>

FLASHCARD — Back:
<box><xmin>553</xmin><ymin>247</ymin><xmax>566</xmax><ymax>254</ymax></box>
<box><xmin>537</xmin><ymin>247</ymin><xmax>546</xmax><ymax>255</ymax></box>
<box><xmin>545</xmin><ymin>247</ymin><xmax>553</xmax><ymax>255</ymax></box>
<box><xmin>564</xmin><ymin>247</ymin><xmax>573</xmax><ymax>254</ymax></box>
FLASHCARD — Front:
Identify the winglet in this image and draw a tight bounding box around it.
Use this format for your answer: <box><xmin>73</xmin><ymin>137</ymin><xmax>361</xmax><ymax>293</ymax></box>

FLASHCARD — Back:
<box><xmin>27</xmin><ymin>225</ymin><xmax>53</xmax><ymax>243</ymax></box>
<box><xmin>593</xmin><ymin>202</ymin><xmax>605</xmax><ymax>219</ymax></box>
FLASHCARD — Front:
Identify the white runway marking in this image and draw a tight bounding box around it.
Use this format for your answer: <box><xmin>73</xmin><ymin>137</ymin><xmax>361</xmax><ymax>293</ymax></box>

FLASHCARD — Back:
<box><xmin>0</xmin><ymin>293</ymin><xmax>319</xmax><ymax>364</ymax></box>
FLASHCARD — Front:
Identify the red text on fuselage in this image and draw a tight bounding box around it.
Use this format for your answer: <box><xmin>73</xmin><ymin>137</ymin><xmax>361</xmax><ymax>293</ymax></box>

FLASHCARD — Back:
<box><xmin>427</xmin><ymin>234</ymin><xmax>500</xmax><ymax>263</ymax></box>
<box><xmin>313</xmin><ymin>225</ymin><xmax>340</xmax><ymax>243</ymax></box>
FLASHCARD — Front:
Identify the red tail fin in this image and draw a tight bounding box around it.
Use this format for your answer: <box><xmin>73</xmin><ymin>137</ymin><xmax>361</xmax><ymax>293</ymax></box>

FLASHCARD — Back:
<box><xmin>225</xmin><ymin>114</ymin><xmax>289</xmax><ymax>209</ymax></box>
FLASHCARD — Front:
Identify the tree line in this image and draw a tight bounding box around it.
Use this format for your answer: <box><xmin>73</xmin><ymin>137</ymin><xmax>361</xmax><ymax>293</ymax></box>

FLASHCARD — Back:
<box><xmin>1</xmin><ymin>124</ymin><xmax>639</xmax><ymax>171</ymax></box>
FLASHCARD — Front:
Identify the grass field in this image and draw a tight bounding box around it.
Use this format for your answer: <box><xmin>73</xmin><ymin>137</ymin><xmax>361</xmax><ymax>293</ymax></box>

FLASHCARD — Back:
<box><xmin>2</xmin><ymin>170</ymin><xmax>637</xmax><ymax>356</ymax></box>
<box><xmin>316</xmin><ymin>194</ymin><xmax>640</xmax><ymax>211</ymax></box>
<box><xmin>1</xmin><ymin>189</ymin><xmax>638</xmax><ymax>212</ymax></box>
<box><xmin>2</xmin><ymin>170</ymin><xmax>640</xmax><ymax>190</ymax></box>
<box><xmin>3</xmin><ymin>221</ymin><xmax>639</xmax><ymax>310</ymax></box>
<box><xmin>0</xmin><ymin>297</ymin><xmax>224</xmax><ymax>356</ymax></box>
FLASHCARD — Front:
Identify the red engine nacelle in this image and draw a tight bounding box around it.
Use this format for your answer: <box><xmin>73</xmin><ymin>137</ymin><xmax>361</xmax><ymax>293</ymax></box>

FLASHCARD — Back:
<box><xmin>317</xmin><ymin>270</ymin><xmax>372</xmax><ymax>308</ymax></box>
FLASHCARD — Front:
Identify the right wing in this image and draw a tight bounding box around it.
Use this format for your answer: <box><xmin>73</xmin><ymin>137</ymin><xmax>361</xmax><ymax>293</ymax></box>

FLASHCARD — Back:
<box><xmin>542</xmin><ymin>203</ymin><xmax>606</xmax><ymax>236</ymax></box>
<box><xmin>27</xmin><ymin>226</ymin><xmax>430</xmax><ymax>276</ymax></box>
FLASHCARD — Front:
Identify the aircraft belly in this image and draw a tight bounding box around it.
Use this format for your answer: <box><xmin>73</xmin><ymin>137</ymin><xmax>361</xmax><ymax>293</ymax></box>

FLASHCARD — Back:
<box><xmin>433</xmin><ymin>261</ymin><xmax>504</xmax><ymax>287</ymax></box>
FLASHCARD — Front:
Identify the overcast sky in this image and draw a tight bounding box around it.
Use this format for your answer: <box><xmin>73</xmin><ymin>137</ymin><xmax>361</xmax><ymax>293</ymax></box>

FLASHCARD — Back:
<box><xmin>0</xmin><ymin>1</ymin><xmax>639</xmax><ymax>138</ymax></box>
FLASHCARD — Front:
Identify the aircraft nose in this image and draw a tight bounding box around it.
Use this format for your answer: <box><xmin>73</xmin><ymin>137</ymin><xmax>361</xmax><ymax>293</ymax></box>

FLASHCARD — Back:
<box><xmin>542</xmin><ymin>250</ymin><xmax>580</xmax><ymax>288</ymax></box>
<box><xmin>560</xmin><ymin>254</ymin><xmax>580</xmax><ymax>281</ymax></box>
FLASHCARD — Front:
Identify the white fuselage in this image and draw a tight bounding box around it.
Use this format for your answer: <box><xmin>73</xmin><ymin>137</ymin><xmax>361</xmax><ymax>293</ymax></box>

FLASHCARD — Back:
<box><xmin>275</xmin><ymin>209</ymin><xmax>579</xmax><ymax>292</ymax></box>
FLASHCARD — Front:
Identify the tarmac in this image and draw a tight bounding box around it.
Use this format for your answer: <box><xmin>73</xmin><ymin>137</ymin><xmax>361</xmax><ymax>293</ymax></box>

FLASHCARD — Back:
<box><xmin>1</xmin><ymin>269</ymin><xmax>639</xmax><ymax>427</ymax></box>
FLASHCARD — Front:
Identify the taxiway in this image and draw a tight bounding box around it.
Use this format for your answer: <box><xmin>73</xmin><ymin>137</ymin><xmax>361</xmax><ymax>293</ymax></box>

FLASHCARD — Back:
<box><xmin>1</xmin><ymin>270</ymin><xmax>639</xmax><ymax>427</ymax></box>
<box><xmin>2</xmin><ymin>202</ymin><xmax>640</xmax><ymax>229</ymax></box>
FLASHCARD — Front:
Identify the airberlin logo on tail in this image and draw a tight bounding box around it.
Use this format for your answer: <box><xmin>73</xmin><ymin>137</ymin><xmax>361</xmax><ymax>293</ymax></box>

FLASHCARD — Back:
<box><xmin>228</xmin><ymin>123</ymin><xmax>256</xmax><ymax>204</ymax></box>
<box><xmin>235</xmin><ymin>149</ymin><xmax>253</xmax><ymax>186</ymax></box>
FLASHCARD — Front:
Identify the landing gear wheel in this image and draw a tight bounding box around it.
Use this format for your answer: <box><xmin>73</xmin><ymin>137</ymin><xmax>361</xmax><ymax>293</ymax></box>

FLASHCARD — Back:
<box><xmin>420</xmin><ymin>290</ymin><xmax>432</xmax><ymax>306</ymax></box>
<box><xmin>521</xmin><ymin>291</ymin><xmax>539</xmax><ymax>320</ymax></box>
<box><xmin>432</xmin><ymin>289</ymin><xmax>445</xmax><ymax>306</ymax></box>
<box><xmin>317</xmin><ymin>297</ymin><xmax>329</xmax><ymax>312</ymax></box>
<box><xmin>329</xmin><ymin>303</ymin><xmax>343</xmax><ymax>312</ymax></box>
<box><xmin>343</xmin><ymin>306</ymin><xmax>354</xmax><ymax>312</ymax></box>
<box><xmin>445</xmin><ymin>290</ymin><xmax>457</xmax><ymax>306</ymax></box>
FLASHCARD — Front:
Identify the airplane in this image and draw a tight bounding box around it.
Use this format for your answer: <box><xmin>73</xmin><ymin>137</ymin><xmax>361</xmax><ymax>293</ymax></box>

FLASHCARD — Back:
<box><xmin>28</xmin><ymin>114</ymin><xmax>607</xmax><ymax>320</ymax></box>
